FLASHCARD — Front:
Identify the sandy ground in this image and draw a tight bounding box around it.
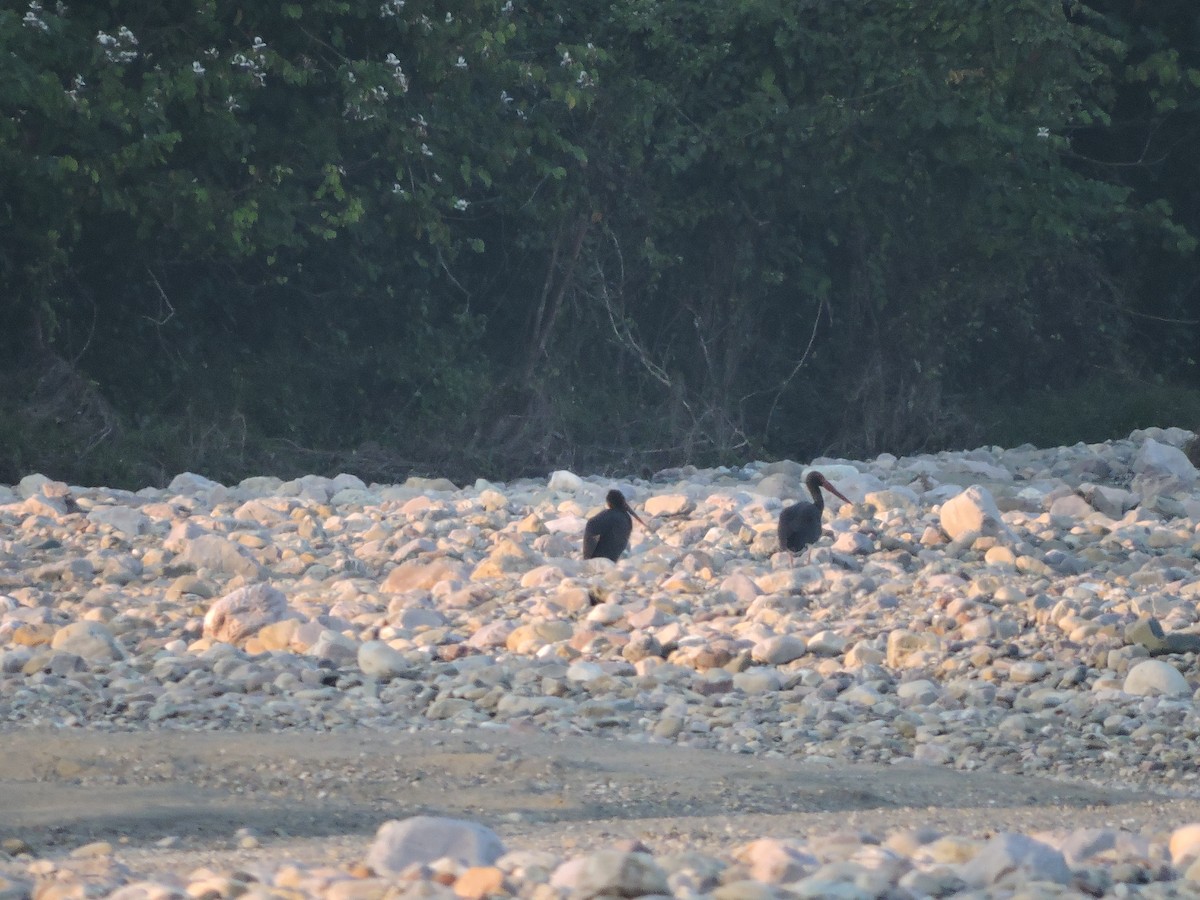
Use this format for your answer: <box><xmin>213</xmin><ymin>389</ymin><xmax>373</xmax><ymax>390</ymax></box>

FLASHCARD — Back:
<box><xmin>4</xmin><ymin>725</ymin><xmax>1200</xmax><ymax>877</ymax></box>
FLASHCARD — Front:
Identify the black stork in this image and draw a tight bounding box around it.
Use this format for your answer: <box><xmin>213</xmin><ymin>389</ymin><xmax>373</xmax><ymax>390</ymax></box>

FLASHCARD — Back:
<box><xmin>583</xmin><ymin>489</ymin><xmax>647</xmax><ymax>561</ymax></box>
<box><xmin>778</xmin><ymin>470</ymin><xmax>851</xmax><ymax>558</ymax></box>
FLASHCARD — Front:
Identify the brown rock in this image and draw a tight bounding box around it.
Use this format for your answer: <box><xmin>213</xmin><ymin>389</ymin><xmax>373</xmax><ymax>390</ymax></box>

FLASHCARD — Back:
<box><xmin>454</xmin><ymin>866</ymin><xmax>509</xmax><ymax>899</ymax></box>
<box><xmin>11</xmin><ymin>623</ymin><xmax>56</xmax><ymax>647</ymax></box>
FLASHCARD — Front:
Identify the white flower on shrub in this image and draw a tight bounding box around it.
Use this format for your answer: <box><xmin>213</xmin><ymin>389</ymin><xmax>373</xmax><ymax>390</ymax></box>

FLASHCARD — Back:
<box><xmin>97</xmin><ymin>27</ymin><xmax>139</xmax><ymax>63</ymax></box>
<box><xmin>23</xmin><ymin>1</ymin><xmax>49</xmax><ymax>31</ymax></box>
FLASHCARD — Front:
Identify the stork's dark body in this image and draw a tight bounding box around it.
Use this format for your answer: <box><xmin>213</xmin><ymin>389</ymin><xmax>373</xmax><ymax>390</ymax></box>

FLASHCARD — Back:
<box><xmin>583</xmin><ymin>489</ymin><xmax>642</xmax><ymax>561</ymax></box>
<box><xmin>778</xmin><ymin>471</ymin><xmax>850</xmax><ymax>555</ymax></box>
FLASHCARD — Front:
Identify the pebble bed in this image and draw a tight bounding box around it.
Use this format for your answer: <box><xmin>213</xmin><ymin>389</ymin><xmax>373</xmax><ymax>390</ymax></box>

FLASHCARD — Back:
<box><xmin>4</xmin><ymin>426</ymin><xmax>1200</xmax><ymax>897</ymax></box>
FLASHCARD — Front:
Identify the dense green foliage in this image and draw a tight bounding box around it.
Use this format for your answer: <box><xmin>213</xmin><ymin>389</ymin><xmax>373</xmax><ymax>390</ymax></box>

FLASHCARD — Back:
<box><xmin>2</xmin><ymin>0</ymin><xmax>1197</xmax><ymax>486</ymax></box>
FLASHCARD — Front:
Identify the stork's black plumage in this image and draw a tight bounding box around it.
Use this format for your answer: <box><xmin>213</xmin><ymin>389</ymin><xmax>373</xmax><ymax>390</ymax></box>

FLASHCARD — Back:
<box><xmin>778</xmin><ymin>471</ymin><xmax>850</xmax><ymax>556</ymax></box>
<box><xmin>583</xmin><ymin>489</ymin><xmax>646</xmax><ymax>561</ymax></box>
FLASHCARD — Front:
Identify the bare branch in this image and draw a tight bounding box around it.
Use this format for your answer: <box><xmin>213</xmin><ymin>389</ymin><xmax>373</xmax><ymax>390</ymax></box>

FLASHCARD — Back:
<box><xmin>144</xmin><ymin>268</ymin><xmax>187</xmax><ymax>369</ymax></box>
<box><xmin>144</xmin><ymin>268</ymin><xmax>177</xmax><ymax>326</ymax></box>
<box><xmin>598</xmin><ymin>278</ymin><xmax>675</xmax><ymax>391</ymax></box>
<box><xmin>1089</xmin><ymin>266</ymin><xmax>1200</xmax><ymax>326</ymax></box>
<box><xmin>593</xmin><ymin>235</ymin><xmax>680</xmax><ymax>398</ymax></box>
<box><xmin>591</xmin><ymin>228</ymin><xmax>758</xmax><ymax>458</ymax></box>
<box><xmin>761</xmin><ymin>299</ymin><xmax>828</xmax><ymax>444</ymax></box>
<box><xmin>67</xmin><ymin>275</ymin><xmax>98</xmax><ymax>366</ymax></box>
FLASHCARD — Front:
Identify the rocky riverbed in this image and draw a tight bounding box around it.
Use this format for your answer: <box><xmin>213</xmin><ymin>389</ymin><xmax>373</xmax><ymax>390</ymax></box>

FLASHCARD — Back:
<box><xmin>3</xmin><ymin>426</ymin><xmax>1200</xmax><ymax>898</ymax></box>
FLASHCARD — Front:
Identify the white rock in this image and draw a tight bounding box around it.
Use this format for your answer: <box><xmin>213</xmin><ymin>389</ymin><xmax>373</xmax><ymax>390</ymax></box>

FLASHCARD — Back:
<box><xmin>357</xmin><ymin>641</ymin><xmax>411</xmax><ymax>678</ymax></box>
<box><xmin>1132</xmin><ymin>438</ymin><xmax>1198</xmax><ymax>504</ymax></box>
<box><xmin>831</xmin><ymin>531</ymin><xmax>873</xmax><ymax>554</ymax></box>
<box><xmin>392</xmin><ymin>608</ymin><xmax>447</xmax><ymax>630</ymax></box>
<box><xmin>959</xmin><ymin>617</ymin><xmax>995</xmax><ymax>641</ymax></box>
<box><xmin>479</xmin><ymin>489</ymin><xmax>508</xmax><ymax>511</ymax></box>
<box><xmin>553</xmin><ymin>850</ymin><xmax>669</xmax><ymax>898</ymax></box>
<box><xmin>1123</xmin><ymin>659</ymin><xmax>1191</xmax><ymax>697</ymax></box>
<box><xmin>842</xmin><ymin>683</ymin><xmax>883</xmax><ymax>706</ymax></box>
<box><xmin>1169</xmin><ymin>823</ymin><xmax>1200</xmax><ymax>864</ymax></box>
<box><xmin>1132</xmin><ymin>426</ymin><xmax>1193</xmax><ymax>445</ymax></box>
<box><xmin>939</xmin><ymin>485</ymin><xmax>1012</xmax><ymax>542</ymax></box>
<box><xmin>753</xmin><ymin>473</ymin><xmax>799</xmax><ymax>498</ymax></box>
<box><xmin>232</xmin><ymin>499</ymin><xmax>291</xmax><ymax>526</ymax></box>
<box><xmin>548</xmin><ymin>470</ymin><xmax>584</xmax><ymax>492</ymax></box>
<box><xmin>983</xmin><ymin>546</ymin><xmax>1016</xmax><ymax>567</ymax></box>
<box><xmin>22</xmin><ymin>493</ymin><xmax>68</xmax><ymax>517</ymax></box>
<box><xmin>1008</xmin><ymin>661</ymin><xmax>1049</xmax><ymax>683</ymax></box>
<box><xmin>86</xmin><ymin>505</ymin><xmax>151</xmax><ymax>537</ymax></box>
<box><xmin>958</xmin><ymin>832</ymin><xmax>1071</xmax><ymax>888</ymax></box>
<box><xmin>176</xmin><ymin>534</ymin><xmax>261</xmax><ymax>578</ymax></box>
<box><xmin>330</xmin><ymin>472</ymin><xmax>367</xmax><ymax>492</ymax></box>
<box><xmin>1085</xmin><ymin>484</ymin><xmax>1136</xmax><ymax>518</ymax></box>
<box><xmin>896</xmin><ymin>679</ymin><xmax>941</xmax><ymax>705</ymax></box>
<box><xmin>733</xmin><ymin>668</ymin><xmax>782</xmax><ymax>693</ymax></box>
<box><xmin>585</xmin><ymin>602</ymin><xmax>625</xmax><ymax>625</ymax></box>
<box><xmin>754</xmin><ymin>569</ymin><xmax>822</xmax><ymax>594</ymax></box>
<box><xmin>643</xmin><ymin>494</ymin><xmax>694</xmax><ymax>517</ymax></box>
<box><xmin>751</xmin><ymin>634</ymin><xmax>807</xmax><ymax>666</ymax></box>
<box><xmin>466</xmin><ymin>621</ymin><xmax>512</xmax><ymax>650</ymax></box>
<box><xmin>566</xmin><ymin>661</ymin><xmax>606</xmax><ymax>683</ymax></box>
<box><xmin>733</xmin><ymin>838</ymin><xmax>819</xmax><ymax>883</ymax></box>
<box><xmin>309</xmin><ymin>629</ymin><xmax>359</xmax><ymax>664</ymax></box>
<box><xmin>863</xmin><ymin>487</ymin><xmax>919</xmax><ymax>514</ymax></box>
<box><xmin>946</xmin><ymin>457</ymin><xmax>1013</xmax><ymax>481</ymax></box>
<box><xmin>381</xmin><ymin>558</ymin><xmax>468</xmax><ymax>592</ymax></box>
<box><xmin>50</xmin><ymin>621</ymin><xmax>123</xmax><ymax>661</ymax></box>
<box><xmin>911</xmin><ymin>744</ymin><xmax>954</xmax><ymax>766</ymax></box>
<box><xmin>806</xmin><ymin>631</ymin><xmax>847</xmax><ymax>656</ymax></box>
<box><xmin>887</xmin><ymin>630</ymin><xmax>942</xmax><ymax>668</ymax></box>
<box><xmin>367</xmin><ymin>817</ymin><xmax>505</xmax><ymax>876</ymax></box>
<box><xmin>168</xmin><ymin>471</ymin><xmax>223</xmax><ymax>495</ymax></box>
<box><xmin>1048</xmin><ymin>494</ymin><xmax>1094</xmax><ymax>518</ymax></box>
<box><xmin>803</xmin><ymin>464</ymin><xmax>859</xmax><ymax>483</ymax></box>
<box><xmin>238</xmin><ymin>475</ymin><xmax>284</xmax><ymax>495</ymax></box>
<box><xmin>844</xmin><ymin>641</ymin><xmax>885</xmax><ymax>668</ymax></box>
<box><xmin>544</xmin><ymin>515</ymin><xmax>586</xmax><ymax>535</ymax></box>
<box><xmin>1044</xmin><ymin>828</ymin><xmax>1126</xmax><ymax>867</ymax></box>
<box><xmin>330</xmin><ymin>488</ymin><xmax>377</xmax><ymax>506</ymax></box>
<box><xmin>281</xmin><ymin>474</ymin><xmax>334</xmax><ymax>501</ymax></box>
<box><xmin>404</xmin><ymin>476</ymin><xmax>458</xmax><ymax>492</ymax></box>
<box><xmin>203</xmin><ymin>584</ymin><xmax>289</xmax><ymax>644</ymax></box>
<box><xmin>18</xmin><ymin>473</ymin><xmax>58</xmax><ymax>499</ymax></box>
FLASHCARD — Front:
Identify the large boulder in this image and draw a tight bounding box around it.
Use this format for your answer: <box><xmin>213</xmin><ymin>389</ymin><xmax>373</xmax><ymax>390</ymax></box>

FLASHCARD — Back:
<box><xmin>958</xmin><ymin>833</ymin><xmax>1071</xmax><ymax>889</ymax></box>
<box><xmin>1123</xmin><ymin>659</ymin><xmax>1191</xmax><ymax>697</ymax></box>
<box><xmin>381</xmin><ymin>558</ymin><xmax>468</xmax><ymax>593</ymax></box>
<box><xmin>366</xmin><ymin>817</ymin><xmax>504</xmax><ymax>877</ymax></box>
<box><xmin>1132</xmin><ymin>437</ymin><xmax>1198</xmax><ymax>501</ymax></box>
<box><xmin>203</xmin><ymin>584</ymin><xmax>290</xmax><ymax>644</ymax></box>
<box><xmin>50</xmin><ymin>621</ymin><xmax>123</xmax><ymax>662</ymax></box>
<box><xmin>939</xmin><ymin>485</ymin><xmax>1013</xmax><ymax>542</ymax></box>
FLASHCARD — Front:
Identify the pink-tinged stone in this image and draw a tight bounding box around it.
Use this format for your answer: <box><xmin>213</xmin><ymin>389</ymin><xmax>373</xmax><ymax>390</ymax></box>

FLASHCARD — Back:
<box><xmin>203</xmin><ymin>584</ymin><xmax>289</xmax><ymax>644</ymax></box>
<box><xmin>382</xmin><ymin>558</ymin><xmax>469</xmax><ymax>593</ymax></box>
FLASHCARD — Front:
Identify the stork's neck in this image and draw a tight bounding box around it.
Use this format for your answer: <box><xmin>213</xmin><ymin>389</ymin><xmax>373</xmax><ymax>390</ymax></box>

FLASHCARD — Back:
<box><xmin>807</xmin><ymin>481</ymin><xmax>824</xmax><ymax>509</ymax></box>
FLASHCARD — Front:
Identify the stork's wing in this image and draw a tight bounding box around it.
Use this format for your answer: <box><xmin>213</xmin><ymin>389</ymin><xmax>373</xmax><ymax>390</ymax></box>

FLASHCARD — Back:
<box><xmin>583</xmin><ymin>528</ymin><xmax>602</xmax><ymax>559</ymax></box>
